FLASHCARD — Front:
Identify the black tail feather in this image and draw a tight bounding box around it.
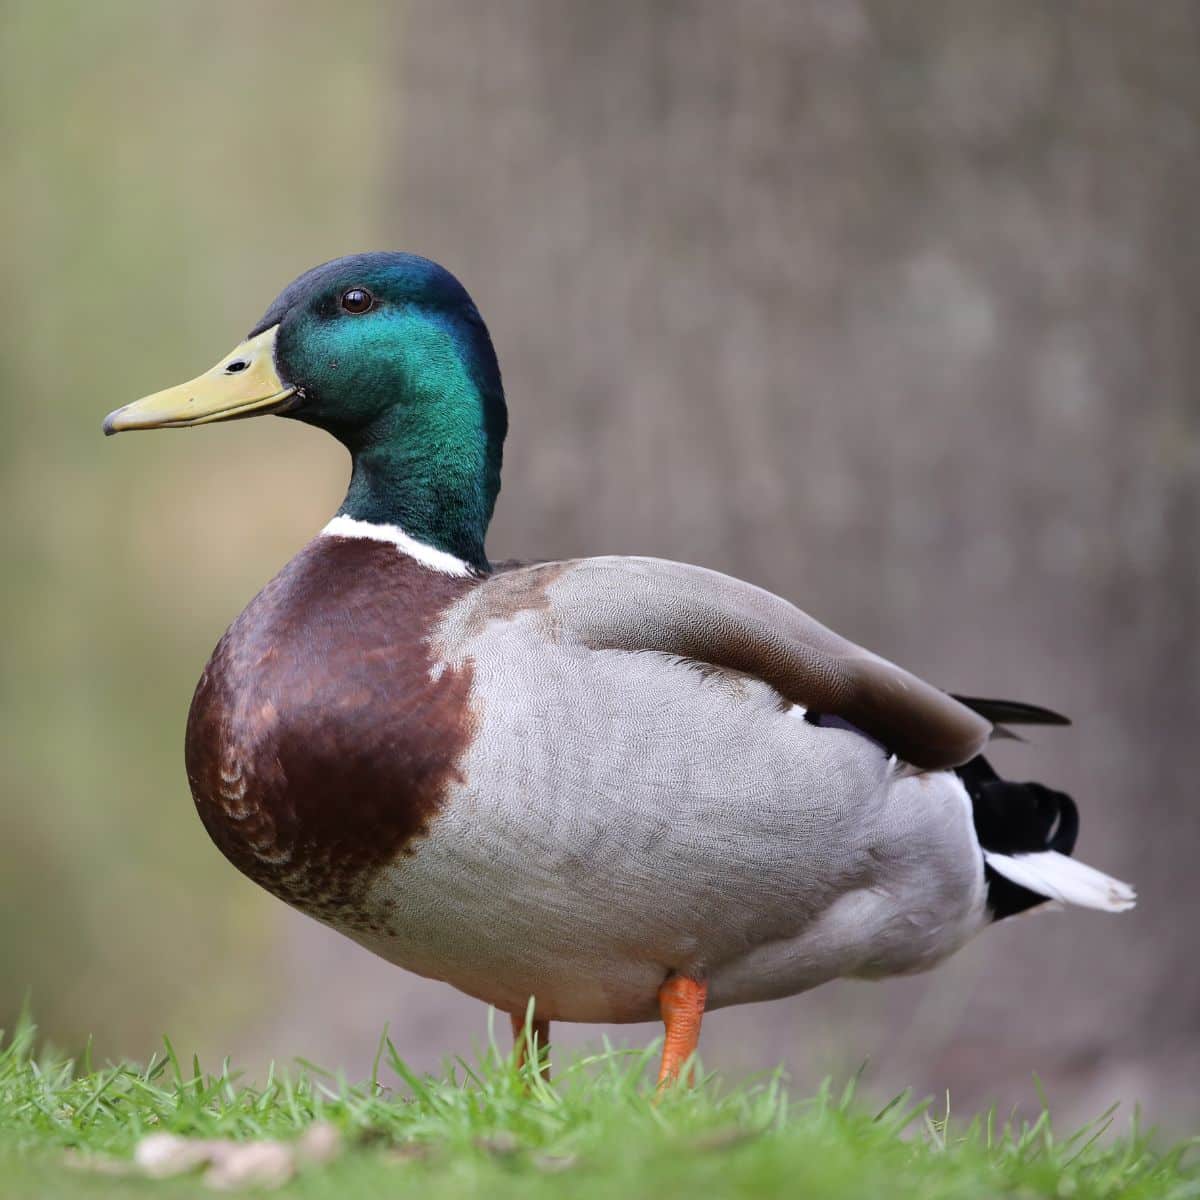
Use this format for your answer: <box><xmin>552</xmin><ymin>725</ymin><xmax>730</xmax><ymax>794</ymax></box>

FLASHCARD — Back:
<box><xmin>952</xmin><ymin>695</ymin><xmax>1072</xmax><ymax>727</ymax></box>
<box><xmin>957</xmin><ymin>754</ymin><xmax>1079</xmax><ymax>920</ymax></box>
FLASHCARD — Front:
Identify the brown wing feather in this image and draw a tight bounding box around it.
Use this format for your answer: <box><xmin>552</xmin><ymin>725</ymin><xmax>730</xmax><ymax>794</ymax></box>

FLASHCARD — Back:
<box><xmin>537</xmin><ymin>557</ymin><xmax>992</xmax><ymax>770</ymax></box>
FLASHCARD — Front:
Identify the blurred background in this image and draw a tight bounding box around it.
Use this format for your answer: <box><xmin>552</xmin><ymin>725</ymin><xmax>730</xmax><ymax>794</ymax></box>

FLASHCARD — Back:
<box><xmin>2</xmin><ymin>0</ymin><xmax>1197</xmax><ymax>1130</ymax></box>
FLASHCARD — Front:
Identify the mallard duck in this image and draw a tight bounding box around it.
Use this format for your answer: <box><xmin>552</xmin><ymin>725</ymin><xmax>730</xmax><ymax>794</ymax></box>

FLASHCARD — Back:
<box><xmin>104</xmin><ymin>253</ymin><xmax>1134</xmax><ymax>1085</ymax></box>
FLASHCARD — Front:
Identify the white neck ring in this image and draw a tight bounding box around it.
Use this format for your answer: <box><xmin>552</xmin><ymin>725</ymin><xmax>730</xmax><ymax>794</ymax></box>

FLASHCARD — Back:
<box><xmin>320</xmin><ymin>514</ymin><xmax>476</xmax><ymax>578</ymax></box>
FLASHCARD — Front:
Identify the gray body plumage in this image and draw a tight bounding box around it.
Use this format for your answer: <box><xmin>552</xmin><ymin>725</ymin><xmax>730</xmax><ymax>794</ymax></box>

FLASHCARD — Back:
<box><xmin>345</xmin><ymin>550</ymin><xmax>990</xmax><ymax>1023</ymax></box>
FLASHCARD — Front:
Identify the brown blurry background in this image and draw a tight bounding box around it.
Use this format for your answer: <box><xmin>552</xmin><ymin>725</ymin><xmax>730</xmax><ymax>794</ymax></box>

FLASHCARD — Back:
<box><xmin>2</xmin><ymin>1</ymin><xmax>1197</xmax><ymax>1129</ymax></box>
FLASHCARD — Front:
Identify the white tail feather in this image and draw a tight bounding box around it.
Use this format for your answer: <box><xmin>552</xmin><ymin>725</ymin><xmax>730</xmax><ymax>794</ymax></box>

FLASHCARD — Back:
<box><xmin>983</xmin><ymin>850</ymin><xmax>1136</xmax><ymax>913</ymax></box>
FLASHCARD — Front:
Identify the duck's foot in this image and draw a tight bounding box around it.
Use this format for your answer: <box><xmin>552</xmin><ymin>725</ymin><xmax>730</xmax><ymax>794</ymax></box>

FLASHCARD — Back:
<box><xmin>656</xmin><ymin>974</ymin><xmax>708</xmax><ymax>1089</ymax></box>
<box><xmin>510</xmin><ymin>1010</ymin><xmax>551</xmax><ymax>1081</ymax></box>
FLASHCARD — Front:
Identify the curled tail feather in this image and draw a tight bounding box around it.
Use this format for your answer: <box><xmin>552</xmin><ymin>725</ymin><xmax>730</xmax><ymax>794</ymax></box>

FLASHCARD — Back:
<box><xmin>957</xmin><ymin>755</ymin><xmax>1136</xmax><ymax>919</ymax></box>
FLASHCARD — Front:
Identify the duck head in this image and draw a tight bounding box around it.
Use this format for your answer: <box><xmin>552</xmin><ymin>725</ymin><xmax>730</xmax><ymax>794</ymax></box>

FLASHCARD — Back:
<box><xmin>104</xmin><ymin>253</ymin><xmax>507</xmax><ymax>572</ymax></box>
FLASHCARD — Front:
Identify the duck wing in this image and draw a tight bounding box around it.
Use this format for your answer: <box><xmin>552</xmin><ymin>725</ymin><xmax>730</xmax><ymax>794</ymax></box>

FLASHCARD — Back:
<box><xmin>480</xmin><ymin>555</ymin><xmax>994</xmax><ymax>770</ymax></box>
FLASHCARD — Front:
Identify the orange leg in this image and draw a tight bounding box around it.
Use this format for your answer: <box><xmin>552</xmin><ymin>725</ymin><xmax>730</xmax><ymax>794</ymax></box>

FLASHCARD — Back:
<box><xmin>510</xmin><ymin>1011</ymin><xmax>551</xmax><ymax>1080</ymax></box>
<box><xmin>656</xmin><ymin>975</ymin><xmax>708</xmax><ymax>1088</ymax></box>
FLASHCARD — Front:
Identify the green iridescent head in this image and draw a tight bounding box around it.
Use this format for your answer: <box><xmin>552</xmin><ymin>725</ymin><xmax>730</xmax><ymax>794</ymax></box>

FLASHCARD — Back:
<box><xmin>104</xmin><ymin>253</ymin><xmax>508</xmax><ymax>572</ymax></box>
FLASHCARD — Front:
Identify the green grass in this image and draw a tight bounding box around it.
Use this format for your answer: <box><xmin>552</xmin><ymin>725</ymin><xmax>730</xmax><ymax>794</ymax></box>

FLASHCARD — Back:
<box><xmin>0</xmin><ymin>1014</ymin><xmax>1195</xmax><ymax>1200</ymax></box>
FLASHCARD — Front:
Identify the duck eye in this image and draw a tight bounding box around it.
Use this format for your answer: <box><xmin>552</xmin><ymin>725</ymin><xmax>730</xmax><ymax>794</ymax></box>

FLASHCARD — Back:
<box><xmin>340</xmin><ymin>288</ymin><xmax>373</xmax><ymax>315</ymax></box>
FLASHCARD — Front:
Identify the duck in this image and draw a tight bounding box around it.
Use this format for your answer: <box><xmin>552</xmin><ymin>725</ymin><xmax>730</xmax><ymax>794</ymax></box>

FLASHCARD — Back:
<box><xmin>103</xmin><ymin>252</ymin><xmax>1135</xmax><ymax>1086</ymax></box>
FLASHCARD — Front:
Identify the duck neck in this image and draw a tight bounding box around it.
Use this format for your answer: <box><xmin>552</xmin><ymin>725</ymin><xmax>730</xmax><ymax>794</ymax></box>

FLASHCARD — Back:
<box><xmin>338</xmin><ymin>405</ymin><xmax>497</xmax><ymax>574</ymax></box>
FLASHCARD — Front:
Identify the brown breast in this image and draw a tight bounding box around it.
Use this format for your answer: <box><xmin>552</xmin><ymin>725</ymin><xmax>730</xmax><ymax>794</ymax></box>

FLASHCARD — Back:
<box><xmin>184</xmin><ymin>536</ymin><xmax>478</xmax><ymax>932</ymax></box>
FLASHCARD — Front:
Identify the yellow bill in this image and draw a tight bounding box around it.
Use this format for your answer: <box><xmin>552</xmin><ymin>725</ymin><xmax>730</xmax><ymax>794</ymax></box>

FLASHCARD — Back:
<box><xmin>103</xmin><ymin>325</ymin><xmax>295</xmax><ymax>435</ymax></box>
